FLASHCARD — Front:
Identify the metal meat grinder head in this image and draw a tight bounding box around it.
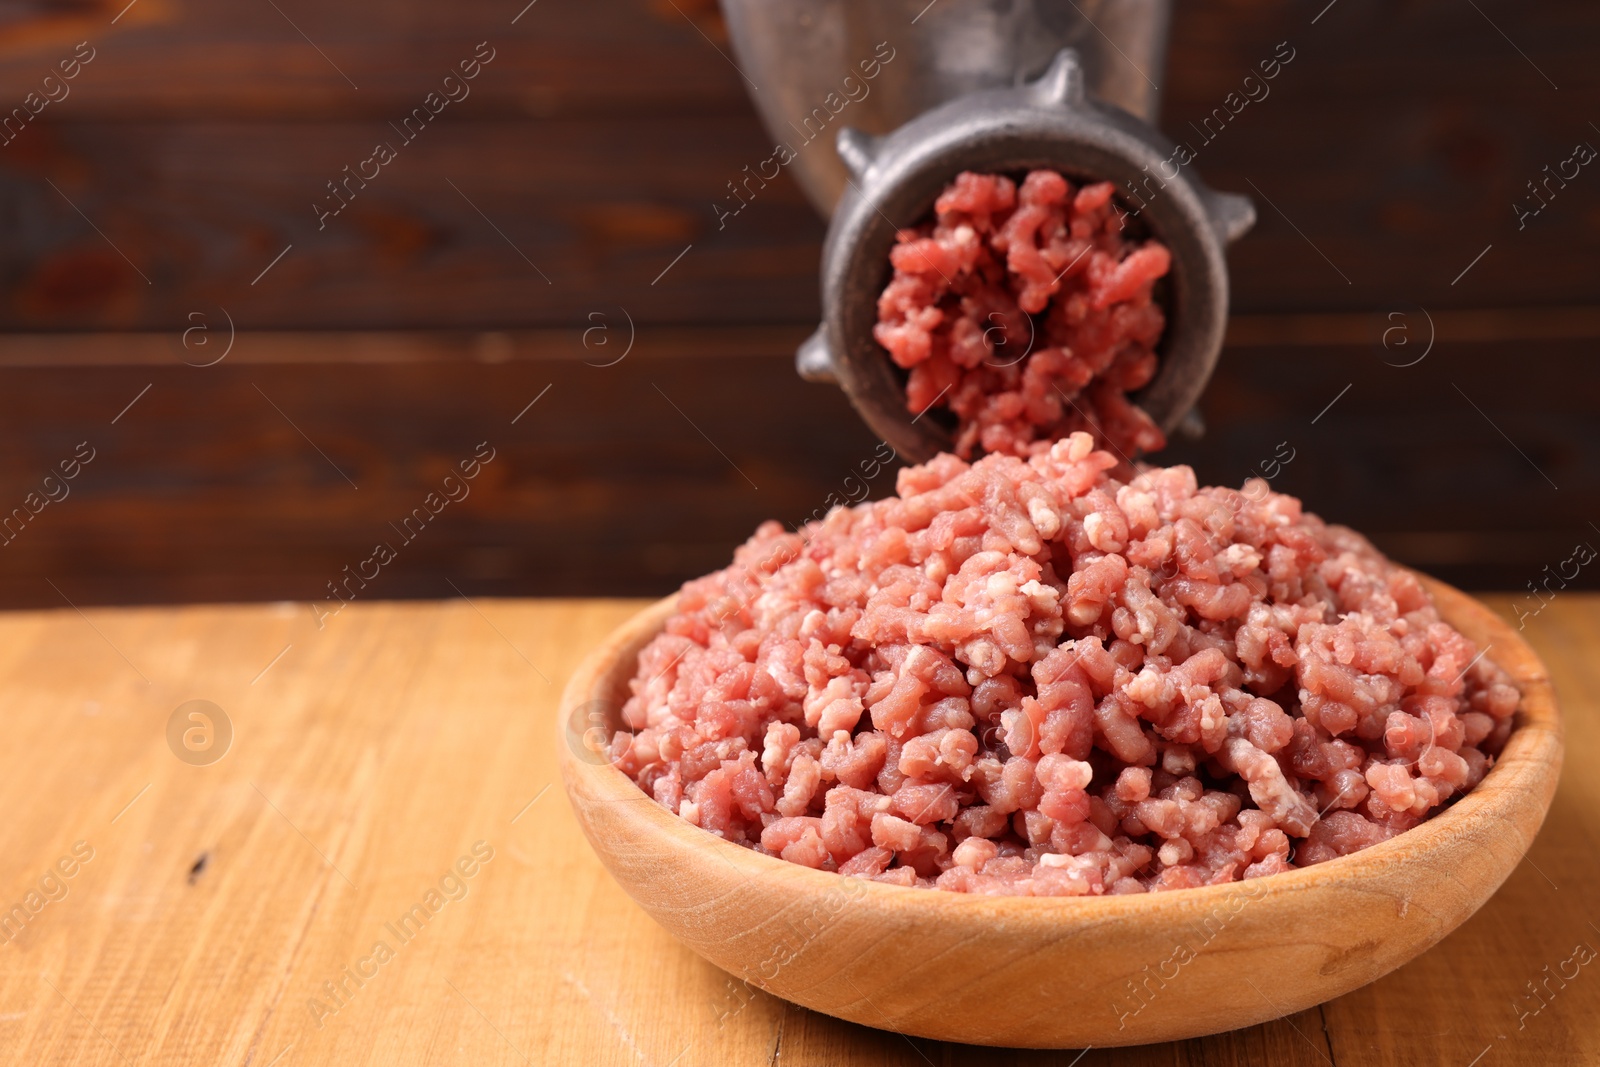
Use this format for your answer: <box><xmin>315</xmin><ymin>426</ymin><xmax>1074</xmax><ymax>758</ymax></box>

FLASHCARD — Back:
<box><xmin>800</xmin><ymin>50</ymin><xmax>1253</xmax><ymax>463</ymax></box>
<box><xmin>719</xmin><ymin>3</ymin><xmax>1253</xmax><ymax>464</ymax></box>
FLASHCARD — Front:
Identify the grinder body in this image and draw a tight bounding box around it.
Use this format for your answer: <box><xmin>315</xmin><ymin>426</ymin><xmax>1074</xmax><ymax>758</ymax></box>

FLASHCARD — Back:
<box><xmin>718</xmin><ymin>1</ymin><xmax>1252</xmax><ymax>463</ymax></box>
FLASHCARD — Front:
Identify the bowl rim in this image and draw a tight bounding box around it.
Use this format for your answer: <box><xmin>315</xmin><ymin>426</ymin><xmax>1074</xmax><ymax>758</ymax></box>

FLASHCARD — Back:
<box><xmin>560</xmin><ymin>572</ymin><xmax>1562</xmax><ymax>917</ymax></box>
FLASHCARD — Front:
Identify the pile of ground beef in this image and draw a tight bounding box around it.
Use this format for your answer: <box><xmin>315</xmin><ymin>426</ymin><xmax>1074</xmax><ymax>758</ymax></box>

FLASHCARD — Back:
<box><xmin>875</xmin><ymin>170</ymin><xmax>1171</xmax><ymax>460</ymax></box>
<box><xmin>611</xmin><ymin>434</ymin><xmax>1520</xmax><ymax>895</ymax></box>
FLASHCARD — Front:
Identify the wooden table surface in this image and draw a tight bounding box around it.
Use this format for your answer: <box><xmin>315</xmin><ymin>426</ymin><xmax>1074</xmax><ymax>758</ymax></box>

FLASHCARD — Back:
<box><xmin>3</xmin><ymin>594</ymin><xmax>1595</xmax><ymax>1066</ymax></box>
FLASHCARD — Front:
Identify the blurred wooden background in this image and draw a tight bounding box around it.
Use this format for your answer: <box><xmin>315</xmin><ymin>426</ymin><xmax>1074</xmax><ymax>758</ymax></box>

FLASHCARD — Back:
<box><xmin>0</xmin><ymin>0</ymin><xmax>1594</xmax><ymax>608</ymax></box>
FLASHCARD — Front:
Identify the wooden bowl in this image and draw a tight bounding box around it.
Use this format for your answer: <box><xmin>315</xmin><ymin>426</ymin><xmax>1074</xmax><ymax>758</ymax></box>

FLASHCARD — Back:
<box><xmin>558</xmin><ymin>576</ymin><xmax>1561</xmax><ymax>1048</ymax></box>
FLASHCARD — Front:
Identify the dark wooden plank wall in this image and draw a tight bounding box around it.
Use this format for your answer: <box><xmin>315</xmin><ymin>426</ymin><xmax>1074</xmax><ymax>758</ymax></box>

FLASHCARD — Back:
<box><xmin>0</xmin><ymin>0</ymin><xmax>1594</xmax><ymax>610</ymax></box>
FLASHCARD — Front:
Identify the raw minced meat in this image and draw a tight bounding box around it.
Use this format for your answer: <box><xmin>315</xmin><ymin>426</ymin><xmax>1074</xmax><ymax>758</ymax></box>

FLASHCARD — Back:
<box><xmin>875</xmin><ymin>169</ymin><xmax>1170</xmax><ymax>460</ymax></box>
<box><xmin>611</xmin><ymin>434</ymin><xmax>1520</xmax><ymax>896</ymax></box>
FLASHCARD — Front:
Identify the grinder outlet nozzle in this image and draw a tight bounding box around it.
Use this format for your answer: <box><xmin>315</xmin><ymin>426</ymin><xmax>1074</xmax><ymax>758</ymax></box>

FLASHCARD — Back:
<box><xmin>800</xmin><ymin>49</ymin><xmax>1254</xmax><ymax>465</ymax></box>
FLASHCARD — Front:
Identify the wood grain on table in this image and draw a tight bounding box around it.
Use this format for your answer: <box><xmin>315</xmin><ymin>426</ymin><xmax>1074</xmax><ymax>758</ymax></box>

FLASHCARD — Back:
<box><xmin>1</xmin><ymin>595</ymin><xmax>1594</xmax><ymax>1066</ymax></box>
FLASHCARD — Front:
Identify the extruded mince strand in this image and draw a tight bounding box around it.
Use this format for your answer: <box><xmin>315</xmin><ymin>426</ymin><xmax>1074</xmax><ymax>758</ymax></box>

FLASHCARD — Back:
<box><xmin>612</xmin><ymin>435</ymin><xmax>1519</xmax><ymax>896</ymax></box>
<box><xmin>875</xmin><ymin>169</ymin><xmax>1171</xmax><ymax>460</ymax></box>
